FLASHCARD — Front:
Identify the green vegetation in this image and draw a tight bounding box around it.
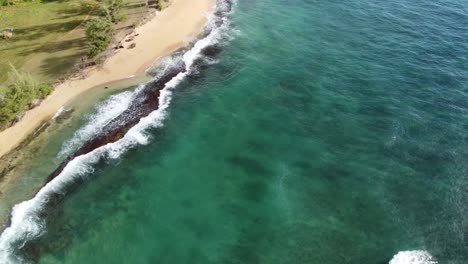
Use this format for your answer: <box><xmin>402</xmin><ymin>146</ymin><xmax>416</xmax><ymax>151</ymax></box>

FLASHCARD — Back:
<box><xmin>0</xmin><ymin>0</ymin><xmax>17</xmax><ymax>6</ymax></box>
<box><xmin>97</xmin><ymin>0</ymin><xmax>125</xmax><ymax>23</ymax></box>
<box><xmin>0</xmin><ymin>0</ymin><xmax>99</xmax><ymax>130</ymax></box>
<box><xmin>0</xmin><ymin>0</ymin><xmax>97</xmax><ymax>84</ymax></box>
<box><xmin>84</xmin><ymin>0</ymin><xmax>168</xmax><ymax>58</ymax></box>
<box><xmin>0</xmin><ymin>65</ymin><xmax>52</xmax><ymax>129</ymax></box>
<box><xmin>85</xmin><ymin>17</ymin><xmax>115</xmax><ymax>57</ymax></box>
<box><xmin>0</xmin><ymin>0</ymin><xmax>159</xmax><ymax>81</ymax></box>
<box><xmin>85</xmin><ymin>0</ymin><xmax>126</xmax><ymax>58</ymax></box>
<box><xmin>156</xmin><ymin>0</ymin><xmax>165</xmax><ymax>10</ymax></box>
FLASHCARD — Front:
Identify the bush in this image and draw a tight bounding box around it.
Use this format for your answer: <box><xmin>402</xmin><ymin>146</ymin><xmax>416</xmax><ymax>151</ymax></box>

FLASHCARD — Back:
<box><xmin>0</xmin><ymin>65</ymin><xmax>53</xmax><ymax>128</ymax></box>
<box><xmin>97</xmin><ymin>0</ymin><xmax>124</xmax><ymax>23</ymax></box>
<box><xmin>156</xmin><ymin>1</ymin><xmax>163</xmax><ymax>10</ymax></box>
<box><xmin>85</xmin><ymin>17</ymin><xmax>114</xmax><ymax>57</ymax></box>
<box><xmin>37</xmin><ymin>83</ymin><xmax>53</xmax><ymax>98</ymax></box>
<box><xmin>85</xmin><ymin>0</ymin><xmax>128</xmax><ymax>57</ymax></box>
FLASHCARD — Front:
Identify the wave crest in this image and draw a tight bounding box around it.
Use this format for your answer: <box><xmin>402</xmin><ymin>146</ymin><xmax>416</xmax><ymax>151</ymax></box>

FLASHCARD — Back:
<box><xmin>390</xmin><ymin>250</ymin><xmax>437</xmax><ymax>264</ymax></box>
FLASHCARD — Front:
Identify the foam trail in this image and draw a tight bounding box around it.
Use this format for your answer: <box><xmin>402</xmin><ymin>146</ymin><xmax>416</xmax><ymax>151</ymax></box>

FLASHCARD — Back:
<box><xmin>0</xmin><ymin>1</ymin><xmax>233</xmax><ymax>263</ymax></box>
<box><xmin>51</xmin><ymin>107</ymin><xmax>64</xmax><ymax>120</ymax></box>
<box><xmin>390</xmin><ymin>250</ymin><xmax>438</xmax><ymax>264</ymax></box>
<box><xmin>58</xmin><ymin>90</ymin><xmax>136</xmax><ymax>158</ymax></box>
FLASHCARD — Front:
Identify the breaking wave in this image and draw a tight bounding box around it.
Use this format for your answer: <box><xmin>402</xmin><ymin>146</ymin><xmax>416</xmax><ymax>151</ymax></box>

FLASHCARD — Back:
<box><xmin>58</xmin><ymin>90</ymin><xmax>136</xmax><ymax>158</ymax></box>
<box><xmin>390</xmin><ymin>250</ymin><xmax>438</xmax><ymax>264</ymax></box>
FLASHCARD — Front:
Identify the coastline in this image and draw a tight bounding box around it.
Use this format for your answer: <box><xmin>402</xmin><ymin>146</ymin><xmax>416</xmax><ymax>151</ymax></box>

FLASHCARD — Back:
<box><xmin>0</xmin><ymin>0</ymin><xmax>215</xmax><ymax>159</ymax></box>
<box><xmin>0</xmin><ymin>82</ymin><xmax>132</xmax><ymax>226</ymax></box>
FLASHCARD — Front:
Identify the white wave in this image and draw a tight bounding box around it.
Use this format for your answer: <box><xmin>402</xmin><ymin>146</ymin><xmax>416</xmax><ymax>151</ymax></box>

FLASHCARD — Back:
<box><xmin>57</xmin><ymin>90</ymin><xmax>136</xmax><ymax>158</ymax></box>
<box><xmin>51</xmin><ymin>106</ymin><xmax>65</xmax><ymax>120</ymax></box>
<box><xmin>390</xmin><ymin>250</ymin><xmax>438</xmax><ymax>264</ymax></box>
<box><xmin>0</xmin><ymin>1</ymin><xmax>233</xmax><ymax>263</ymax></box>
<box><xmin>146</xmin><ymin>54</ymin><xmax>184</xmax><ymax>77</ymax></box>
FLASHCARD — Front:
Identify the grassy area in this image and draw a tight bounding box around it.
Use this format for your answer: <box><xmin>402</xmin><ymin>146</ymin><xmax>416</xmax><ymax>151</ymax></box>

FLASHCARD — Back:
<box><xmin>0</xmin><ymin>0</ymin><xmax>152</xmax><ymax>85</ymax></box>
<box><xmin>0</xmin><ymin>0</ymin><xmax>97</xmax><ymax>84</ymax></box>
<box><xmin>0</xmin><ymin>0</ymin><xmax>150</xmax><ymax>130</ymax></box>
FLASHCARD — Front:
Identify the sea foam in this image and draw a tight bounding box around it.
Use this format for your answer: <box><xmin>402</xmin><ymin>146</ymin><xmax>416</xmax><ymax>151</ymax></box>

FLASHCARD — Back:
<box><xmin>390</xmin><ymin>250</ymin><xmax>438</xmax><ymax>264</ymax></box>
<box><xmin>51</xmin><ymin>106</ymin><xmax>65</xmax><ymax>120</ymax></box>
<box><xmin>58</xmin><ymin>90</ymin><xmax>136</xmax><ymax>158</ymax></box>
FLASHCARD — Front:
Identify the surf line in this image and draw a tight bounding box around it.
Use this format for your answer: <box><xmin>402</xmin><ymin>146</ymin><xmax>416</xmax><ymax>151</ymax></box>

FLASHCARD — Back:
<box><xmin>46</xmin><ymin>0</ymin><xmax>232</xmax><ymax>184</ymax></box>
<box><xmin>0</xmin><ymin>0</ymin><xmax>233</xmax><ymax>263</ymax></box>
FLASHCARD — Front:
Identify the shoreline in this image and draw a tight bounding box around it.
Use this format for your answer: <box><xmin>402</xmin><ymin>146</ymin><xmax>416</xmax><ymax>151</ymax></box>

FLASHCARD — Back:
<box><xmin>0</xmin><ymin>0</ymin><xmax>215</xmax><ymax>159</ymax></box>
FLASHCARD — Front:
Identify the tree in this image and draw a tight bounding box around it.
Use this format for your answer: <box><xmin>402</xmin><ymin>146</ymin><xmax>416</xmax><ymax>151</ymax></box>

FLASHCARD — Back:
<box><xmin>97</xmin><ymin>0</ymin><xmax>125</xmax><ymax>23</ymax></box>
<box><xmin>85</xmin><ymin>17</ymin><xmax>114</xmax><ymax>57</ymax></box>
<box><xmin>0</xmin><ymin>65</ymin><xmax>52</xmax><ymax>128</ymax></box>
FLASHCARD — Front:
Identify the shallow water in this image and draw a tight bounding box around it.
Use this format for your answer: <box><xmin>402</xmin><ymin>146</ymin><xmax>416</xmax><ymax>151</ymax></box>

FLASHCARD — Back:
<box><xmin>0</xmin><ymin>80</ymin><xmax>139</xmax><ymax>225</ymax></box>
<box><xmin>2</xmin><ymin>0</ymin><xmax>468</xmax><ymax>263</ymax></box>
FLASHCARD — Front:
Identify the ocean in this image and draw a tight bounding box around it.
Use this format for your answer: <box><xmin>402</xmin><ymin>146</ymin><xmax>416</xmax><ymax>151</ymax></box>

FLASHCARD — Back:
<box><xmin>0</xmin><ymin>0</ymin><xmax>467</xmax><ymax>263</ymax></box>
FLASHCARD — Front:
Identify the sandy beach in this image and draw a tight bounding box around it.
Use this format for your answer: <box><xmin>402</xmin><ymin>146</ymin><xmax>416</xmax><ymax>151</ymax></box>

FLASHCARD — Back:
<box><xmin>0</xmin><ymin>0</ymin><xmax>215</xmax><ymax>159</ymax></box>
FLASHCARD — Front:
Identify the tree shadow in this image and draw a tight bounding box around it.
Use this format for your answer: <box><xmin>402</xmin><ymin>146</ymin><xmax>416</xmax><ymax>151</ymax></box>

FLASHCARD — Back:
<box><xmin>38</xmin><ymin>52</ymin><xmax>85</xmax><ymax>80</ymax></box>
<box><xmin>125</xmin><ymin>2</ymin><xmax>146</xmax><ymax>9</ymax></box>
<box><xmin>13</xmin><ymin>20</ymin><xmax>84</xmax><ymax>42</ymax></box>
<box><xmin>55</xmin><ymin>4</ymin><xmax>94</xmax><ymax>17</ymax></box>
<box><xmin>11</xmin><ymin>37</ymin><xmax>85</xmax><ymax>57</ymax></box>
<box><xmin>0</xmin><ymin>43</ymin><xmax>37</xmax><ymax>52</ymax></box>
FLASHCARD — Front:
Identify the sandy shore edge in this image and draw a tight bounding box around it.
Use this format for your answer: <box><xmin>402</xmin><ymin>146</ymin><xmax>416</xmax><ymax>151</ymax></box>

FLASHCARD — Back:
<box><xmin>0</xmin><ymin>0</ymin><xmax>215</xmax><ymax>159</ymax></box>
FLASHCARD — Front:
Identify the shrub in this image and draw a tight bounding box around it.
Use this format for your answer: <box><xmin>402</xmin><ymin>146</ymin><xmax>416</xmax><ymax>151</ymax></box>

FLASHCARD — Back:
<box><xmin>37</xmin><ymin>83</ymin><xmax>52</xmax><ymax>98</ymax></box>
<box><xmin>156</xmin><ymin>1</ymin><xmax>163</xmax><ymax>10</ymax></box>
<box><xmin>97</xmin><ymin>0</ymin><xmax>124</xmax><ymax>23</ymax></box>
<box><xmin>85</xmin><ymin>17</ymin><xmax>114</xmax><ymax>57</ymax></box>
<box><xmin>0</xmin><ymin>65</ymin><xmax>53</xmax><ymax>128</ymax></box>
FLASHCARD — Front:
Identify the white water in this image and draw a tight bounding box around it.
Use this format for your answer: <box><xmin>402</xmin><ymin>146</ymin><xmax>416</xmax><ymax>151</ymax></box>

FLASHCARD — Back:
<box><xmin>51</xmin><ymin>107</ymin><xmax>65</xmax><ymax>120</ymax></box>
<box><xmin>58</xmin><ymin>90</ymin><xmax>136</xmax><ymax>158</ymax></box>
<box><xmin>390</xmin><ymin>250</ymin><xmax>438</xmax><ymax>264</ymax></box>
<box><xmin>0</xmin><ymin>2</ymin><xmax>232</xmax><ymax>263</ymax></box>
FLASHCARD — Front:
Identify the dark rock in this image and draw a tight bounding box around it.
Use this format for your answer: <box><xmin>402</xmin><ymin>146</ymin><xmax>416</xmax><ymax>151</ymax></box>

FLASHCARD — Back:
<box><xmin>54</xmin><ymin>109</ymin><xmax>75</xmax><ymax>124</ymax></box>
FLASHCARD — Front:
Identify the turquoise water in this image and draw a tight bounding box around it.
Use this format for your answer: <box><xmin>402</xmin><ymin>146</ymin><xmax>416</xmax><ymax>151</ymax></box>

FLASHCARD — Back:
<box><xmin>3</xmin><ymin>0</ymin><xmax>468</xmax><ymax>263</ymax></box>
